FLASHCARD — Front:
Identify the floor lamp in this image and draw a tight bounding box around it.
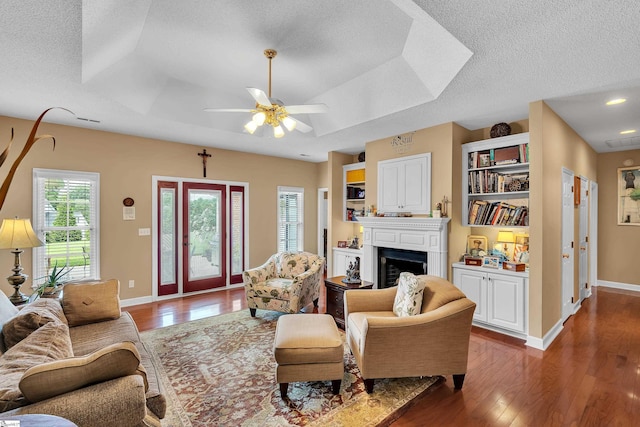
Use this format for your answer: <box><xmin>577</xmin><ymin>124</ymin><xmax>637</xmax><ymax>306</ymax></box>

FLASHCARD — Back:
<box><xmin>0</xmin><ymin>218</ymin><xmax>44</xmax><ymax>305</ymax></box>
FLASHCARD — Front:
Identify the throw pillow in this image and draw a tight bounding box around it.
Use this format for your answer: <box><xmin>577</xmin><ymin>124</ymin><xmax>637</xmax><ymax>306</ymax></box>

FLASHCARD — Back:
<box><xmin>2</xmin><ymin>298</ymin><xmax>68</xmax><ymax>349</ymax></box>
<box><xmin>392</xmin><ymin>272</ymin><xmax>426</xmax><ymax>317</ymax></box>
<box><xmin>20</xmin><ymin>341</ymin><xmax>148</xmax><ymax>403</ymax></box>
<box><xmin>62</xmin><ymin>279</ymin><xmax>121</xmax><ymax>327</ymax></box>
<box><xmin>0</xmin><ymin>321</ymin><xmax>73</xmax><ymax>412</ymax></box>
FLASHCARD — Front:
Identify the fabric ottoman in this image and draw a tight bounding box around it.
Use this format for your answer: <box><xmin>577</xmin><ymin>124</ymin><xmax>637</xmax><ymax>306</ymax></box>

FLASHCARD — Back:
<box><xmin>273</xmin><ymin>314</ymin><xmax>343</xmax><ymax>398</ymax></box>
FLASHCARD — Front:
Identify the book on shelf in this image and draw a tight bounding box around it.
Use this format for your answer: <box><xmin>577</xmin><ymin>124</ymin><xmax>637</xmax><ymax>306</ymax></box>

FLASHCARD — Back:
<box><xmin>467</xmin><ymin>200</ymin><xmax>528</xmax><ymax>226</ymax></box>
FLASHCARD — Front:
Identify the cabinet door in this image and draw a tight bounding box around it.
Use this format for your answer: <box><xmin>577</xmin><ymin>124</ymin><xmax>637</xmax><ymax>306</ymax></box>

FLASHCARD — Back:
<box><xmin>487</xmin><ymin>273</ymin><xmax>525</xmax><ymax>333</ymax></box>
<box><xmin>332</xmin><ymin>251</ymin><xmax>347</xmax><ymax>277</ymax></box>
<box><xmin>377</xmin><ymin>154</ymin><xmax>431</xmax><ymax>214</ymax></box>
<box><xmin>378</xmin><ymin>162</ymin><xmax>402</xmax><ymax>212</ymax></box>
<box><xmin>453</xmin><ymin>268</ymin><xmax>487</xmax><ymax>322</ymax></box>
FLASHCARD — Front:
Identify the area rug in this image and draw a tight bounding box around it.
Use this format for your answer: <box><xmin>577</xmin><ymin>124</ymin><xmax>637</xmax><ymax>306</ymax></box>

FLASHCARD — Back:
<box><xmin>141</xmin><ymin>310</ymin><xmax>443</xmax><ymax>426</ymax></box>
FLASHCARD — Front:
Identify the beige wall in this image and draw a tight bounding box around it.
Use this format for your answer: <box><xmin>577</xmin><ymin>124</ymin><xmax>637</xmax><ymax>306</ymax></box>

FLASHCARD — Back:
<box><xmin>597</xmin><ymin>149</ymin><xmax>640</xmax><ymax>286</ymax></box>
<box><xmin>0</xmin><ymin>115</ymin><xmax>319</xmax><ymax>300</ymax></box>
<box><xmin>529</xmin><ymin>101</ymin><xmax>598</xmax><ymax>337</ymax></box>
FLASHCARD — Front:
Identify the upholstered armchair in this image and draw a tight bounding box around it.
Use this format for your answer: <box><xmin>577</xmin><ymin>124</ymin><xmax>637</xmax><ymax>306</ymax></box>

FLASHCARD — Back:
<box><xmin>344</xmin><ymin>275</ymin><xmax>476</xmax><ymax>393</ymax></box>
<box><xmin>243</xmin><ymin>251</ymin><xmax>325</xmax><ymax>317</ymax></box>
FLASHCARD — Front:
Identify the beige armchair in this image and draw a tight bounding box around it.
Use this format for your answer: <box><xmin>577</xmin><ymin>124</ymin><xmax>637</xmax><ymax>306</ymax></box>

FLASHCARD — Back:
<box><xmin>242</xmin><ymin>251</ymin><xmax>325</xmax><ymax>317</ymax></box>
<box><xmin>344</xmin><ymin>275</ymin><xmax>476</xmax><ymax>393</ymax></box>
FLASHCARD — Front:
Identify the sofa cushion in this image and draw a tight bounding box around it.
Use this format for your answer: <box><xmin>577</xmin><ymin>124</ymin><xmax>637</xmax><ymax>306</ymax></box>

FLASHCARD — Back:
<box><xmin>0</xmin><ymin>291</ymin><xmax>19</xmax><ymax>355</ymax></box>
<box><xmin>19</xmin><ymin>341</ymin><xmax>148</xmax><ymax>403</ymax></box>
<box><xmin>69</xmin><ymin>312</ymin><xmax>166</xmax><ymax>419</ymax></box>
<box><xmin>393</xmin><ymin>272</ymin><xmax>426</xmax><ymax>317</ymax></box>
<box><xmin>276</xmin><ymin>252</ymin><xmax>312</xmax><ymax>277</ymax></box>
<box><xmin>2</xmin><ymin>298</ymin><xmax>68</xmax><ymax>349</ymax></box>
<box><xmin>0</xmin><ymin>321</ymin><xmax>73</xmax><ymax>412</ymax></box>
<box><xmin>63</xmin><ymin>279</ymin><xmax>121</xmax><ymax>326</ymax></box>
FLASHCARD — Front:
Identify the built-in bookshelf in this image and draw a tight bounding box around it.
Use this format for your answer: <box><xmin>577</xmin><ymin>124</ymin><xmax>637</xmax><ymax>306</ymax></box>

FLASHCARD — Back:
<box><xmin>462</xmin><ymin>133</ymin><xmax>529</xmax><ymax>227</ymax></box>
<box><xmin>343</xmin><ymin>162</ymin><xmax>366</xmax><ymax>222</ymax></box>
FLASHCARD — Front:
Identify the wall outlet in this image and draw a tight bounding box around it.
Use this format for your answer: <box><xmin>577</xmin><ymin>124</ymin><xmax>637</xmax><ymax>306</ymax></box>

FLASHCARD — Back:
<box><xmin>138</xmin><ymin>228</ymin><xmax>151</xmax><ymax>236</ymax></box>
<box><xmin>128</xmin><ymin>280</ymin><xmax>135</xmax><ymax>288</ymax></box>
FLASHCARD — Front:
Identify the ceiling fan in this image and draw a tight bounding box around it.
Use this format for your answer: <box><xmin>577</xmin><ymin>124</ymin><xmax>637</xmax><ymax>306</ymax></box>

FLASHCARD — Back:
<box><xmin>204</xmin><ymin>49</ymin><xmax>328</xmax><ymax>138</ymax></box>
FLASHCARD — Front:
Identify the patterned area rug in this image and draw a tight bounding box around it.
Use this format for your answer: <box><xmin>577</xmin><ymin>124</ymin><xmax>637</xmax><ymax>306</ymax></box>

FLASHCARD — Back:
<box><xmin>141</xmin><ymin>310</ymin><xmax>443</xmax><ymax>426</ymax></box>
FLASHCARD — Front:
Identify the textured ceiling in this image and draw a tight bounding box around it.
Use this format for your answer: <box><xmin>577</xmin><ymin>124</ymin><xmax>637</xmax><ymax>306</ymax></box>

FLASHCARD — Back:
<box><xmin>0</xmin><ymin>0</ymin><xmax>639</xmax><ymax>162</ymax></box>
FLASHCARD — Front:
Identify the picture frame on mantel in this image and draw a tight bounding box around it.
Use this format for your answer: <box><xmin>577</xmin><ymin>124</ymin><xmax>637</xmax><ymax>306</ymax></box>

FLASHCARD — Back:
<box><xmin>618</xmin><ymin>166</ymin><xmax>640</xmax><ymax>225</ymax></box>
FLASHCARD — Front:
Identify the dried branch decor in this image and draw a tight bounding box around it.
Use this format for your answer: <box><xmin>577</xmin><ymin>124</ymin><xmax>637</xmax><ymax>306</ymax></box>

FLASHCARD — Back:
<box><xmin>0</xmin><ymin>108</ymin><xmax>74</xmax><ymax>210</ymax></box>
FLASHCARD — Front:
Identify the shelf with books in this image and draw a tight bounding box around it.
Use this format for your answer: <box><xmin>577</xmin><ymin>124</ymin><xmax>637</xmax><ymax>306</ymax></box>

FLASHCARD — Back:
<box><xmin>462</xmin><ymin>132</ymin><xmax>529</xmax><ymax>227</ymax></box>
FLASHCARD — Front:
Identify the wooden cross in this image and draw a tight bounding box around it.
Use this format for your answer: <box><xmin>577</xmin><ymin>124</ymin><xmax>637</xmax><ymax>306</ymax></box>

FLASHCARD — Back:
<box><xmin>197</xmin><ymin>149</ymin><xmax>212</xmax><ymax>177</ymax></box>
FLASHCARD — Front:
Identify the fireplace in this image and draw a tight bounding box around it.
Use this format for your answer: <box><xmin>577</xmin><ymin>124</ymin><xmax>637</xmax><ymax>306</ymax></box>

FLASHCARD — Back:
<box><xmin>356</xmin><ymin>217</ymin><xmax>450</xmax><ymax>286</ymax></box>
<box><xmin>378</xmin><ymin>247</ymin><xmax>428</xmax><ymax>288</ymax></box>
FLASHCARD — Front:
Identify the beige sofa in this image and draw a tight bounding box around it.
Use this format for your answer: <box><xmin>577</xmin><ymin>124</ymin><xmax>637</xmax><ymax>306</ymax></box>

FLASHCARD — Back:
<box><xmin>243</xmin><ymin>251</ymin><xmax>325</xmax><ymax>316</ymax></box>
<box><xmin>344</xmin><ymin>275</ymin><xmax>476</xmax><ymax>393</ymax></box>
<box><xmin>0</xmin><ymin>280</ymin><xmax>165</xmax><ymax>427</ymax></box>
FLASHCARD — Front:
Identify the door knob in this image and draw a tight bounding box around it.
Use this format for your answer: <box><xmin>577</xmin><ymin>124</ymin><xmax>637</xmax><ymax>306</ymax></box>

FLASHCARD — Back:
<box><xmin>580</xmin><ymin>246</ymin><xmax>586</xmax><ymax>250</ymax></box>
<box><xmin>562</xmin><ymin>253</ymin><xmax>570</xmax><ymax>258</ymax></box>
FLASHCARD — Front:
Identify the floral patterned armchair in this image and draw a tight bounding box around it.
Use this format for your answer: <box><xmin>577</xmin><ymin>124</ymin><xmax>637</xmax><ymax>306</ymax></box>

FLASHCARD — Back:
<box><xmin>242</xmin><ymin>251</ymin><xmax>325</xmax><ymax>317</ymax></box>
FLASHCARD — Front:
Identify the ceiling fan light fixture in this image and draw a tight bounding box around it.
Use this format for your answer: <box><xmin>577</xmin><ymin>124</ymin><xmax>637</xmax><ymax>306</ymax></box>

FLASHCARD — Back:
<box><xmin>273</xmin><ymin>125</ymin><xmax>285</xmax><ymax>138</ymax></box>
<box><xmin>244</xmin><ymin>120</ymin><xmax>258</xmax><ymax>134</ymax></box>
<box><xmin>282</xmin><ymin>116</ymin><xmax>297</xmax><ymax>132</ymax></box>
<box><xmin>252</xmin><ymin>112</ymin><xmax>266</xmax><ymax>126</ymax></box>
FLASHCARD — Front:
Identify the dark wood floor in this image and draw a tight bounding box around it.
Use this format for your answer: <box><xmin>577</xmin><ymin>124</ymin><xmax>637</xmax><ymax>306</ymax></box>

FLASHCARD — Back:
<box><xmin>125</xmin><ymin>285</ymin><xmax>640</xmax><ymax>426</ymax></box>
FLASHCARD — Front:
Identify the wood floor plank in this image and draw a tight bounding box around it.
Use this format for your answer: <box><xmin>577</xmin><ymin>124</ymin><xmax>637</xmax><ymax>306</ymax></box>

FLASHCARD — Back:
<box><xmin>124</xmin><ymin>286</ymin><xmax>640</xmax><ymax>426</ymax></box>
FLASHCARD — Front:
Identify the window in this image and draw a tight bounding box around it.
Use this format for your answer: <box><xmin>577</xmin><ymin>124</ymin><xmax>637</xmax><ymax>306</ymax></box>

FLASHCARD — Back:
<box><xmin>277</xmin><ymin>186</ymin><xmax>304</xmax><ymax>252</ymax></box>
<box><xmin>33</xmin><ymin>169</ymin><xmax>100</xmax><ymax>286</ymax></box>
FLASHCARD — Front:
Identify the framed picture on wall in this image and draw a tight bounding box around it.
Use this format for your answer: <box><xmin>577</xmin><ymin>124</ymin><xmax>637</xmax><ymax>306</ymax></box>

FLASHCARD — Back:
<box><xmin>618</xmin><ymin>166</ymin><xmax>640</xmax><ymax>225</ymax></box>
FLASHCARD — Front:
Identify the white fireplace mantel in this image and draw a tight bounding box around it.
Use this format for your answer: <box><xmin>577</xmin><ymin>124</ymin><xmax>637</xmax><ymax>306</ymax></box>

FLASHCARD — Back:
<box><xmin>356</xmin><ymin>216</ymin><xmax>450</xmax><ymax>284</ymax></box>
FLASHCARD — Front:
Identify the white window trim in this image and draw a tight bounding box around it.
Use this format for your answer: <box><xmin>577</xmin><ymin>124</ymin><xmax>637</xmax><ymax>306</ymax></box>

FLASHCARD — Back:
<box><xmin>277</xmin><ymin>186</ymin><xmax>304</xmax><ymax>252</ymax></box>
<box><xmin>32</xmin><ymin>168</ymin><xmax>100</xmax><ymax>285</ymax></box>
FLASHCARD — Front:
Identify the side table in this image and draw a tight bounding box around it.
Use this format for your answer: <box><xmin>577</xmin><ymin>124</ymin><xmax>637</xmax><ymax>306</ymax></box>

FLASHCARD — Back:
<box><xmin>324</xmin><ymin>276</ymin><xmax>373</xmax><ymax>329</ymax></box>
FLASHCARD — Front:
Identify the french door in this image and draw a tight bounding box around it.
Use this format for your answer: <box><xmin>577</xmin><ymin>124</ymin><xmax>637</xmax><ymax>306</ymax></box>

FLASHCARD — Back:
<box><xmin>156</xmin><ymin>179</ymin><xmax>245</xmax><ymax>297</ymax></box>
<box><xmin>183</xmin><ymin>182</ymin><xmax>227</xmax><ymax>292</ymax></box>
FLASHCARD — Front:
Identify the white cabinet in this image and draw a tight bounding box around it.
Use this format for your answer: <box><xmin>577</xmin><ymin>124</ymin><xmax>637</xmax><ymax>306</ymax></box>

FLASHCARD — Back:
<box><xmin>377</xmin><ymin>153</ymin><xmax>431</xmax><ymax>214</ymax></box>
<box><xmin>462</xmin><ymin>132</ymin><xmax>529</xmax><ymax>227</ymax></box>
<box><xmin>332</xmin><ymin>247</ymin><xmax>363</xmax><ymax>277</ymax></box>
<box><xmin>343</xmin><ymin>162</ymin><xmax>366</xmax><ymax>222</ymax></box>
<box><xmin>452</xmin><ymin>262</ymin><xmax>527</xmax><ymax>338</ymax></box>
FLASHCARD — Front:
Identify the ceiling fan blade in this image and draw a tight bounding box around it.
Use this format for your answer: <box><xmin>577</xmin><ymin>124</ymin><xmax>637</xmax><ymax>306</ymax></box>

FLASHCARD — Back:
<box><xmin>284</xmin><ymin>104</ymin><xmax>329</xmax><ymax>114</ymax></box>
<box><xmin>290</xmin><ymin>117</ymin><xmax>313</xmax><ymax>133</ymax></box>
<box><xmin>203</xmin><ymin>108</ymin><xmax>254</xmax><ymax>113</ymax></box>
<box><xmin>246</xmin><ymin>88</ymin><xmax>272</xmax><ymax>107</ymax></box>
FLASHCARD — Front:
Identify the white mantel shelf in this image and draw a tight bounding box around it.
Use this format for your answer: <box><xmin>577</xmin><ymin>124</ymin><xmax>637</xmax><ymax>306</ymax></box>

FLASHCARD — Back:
<box><xmin>356</xmin><ymin>216</ymin><xmax>451</xmax><ymax>284</ymax></box>
<box><xmin>355</xmin><ymin>216</ymin><xmax>450</xmax><ymax>230</ymax></box>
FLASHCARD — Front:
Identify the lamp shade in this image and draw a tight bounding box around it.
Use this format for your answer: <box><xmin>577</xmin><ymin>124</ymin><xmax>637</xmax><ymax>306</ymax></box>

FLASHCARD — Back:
<box><xmin>0</xmin><ymin>218</ymin><xmax>44</xmax><ymax>249</ymax></box>
<box><xmin>496</xmin><ymin>230</ymin><xmax>515</xmax><ymax>244</ymax></box>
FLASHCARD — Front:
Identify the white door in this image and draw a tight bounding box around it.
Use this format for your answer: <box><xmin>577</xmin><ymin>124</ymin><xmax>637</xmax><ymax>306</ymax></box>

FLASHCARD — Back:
<box><xmin>487</xmin><ymin>273</ymin><xmax>525</xmax><ymax>333</ymax></box>
<box><xmin>317</xmin><ymin>188</ymin><xmax>328</xmax><ymax>259</ymax></box>
<box><xmin>589</xmin><ymin>181</ymin><xmax>598</xmax><ymax>294</ymax></box>
<box><xmin>561</xmin><ymin>168</ymin><xmax>575</xmax><ymax>322</ymax></box>
<box><xmin>578</xmin><ymin>177</ymin><xmax>589</xmax><ymax>301</ymax></box>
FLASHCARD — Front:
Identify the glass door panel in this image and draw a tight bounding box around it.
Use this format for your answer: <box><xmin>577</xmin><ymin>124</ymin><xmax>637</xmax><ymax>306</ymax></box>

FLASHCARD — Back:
<box><xmin>158</xmin><ymin>182</ymin><xmax>178</xmax><ymax>296</ymax></box>
<box><xmin>230</xmin><ymin>186</ymin><xmax>245</xmax><ymax>284</ymax></box>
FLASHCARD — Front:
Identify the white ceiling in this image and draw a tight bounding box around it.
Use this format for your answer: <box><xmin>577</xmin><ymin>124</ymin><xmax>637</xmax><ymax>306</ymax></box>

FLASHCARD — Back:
<box><xmin>1</xmin><ymin>0</ymin><xmax>639</xmax><ymax>162</ymax></box>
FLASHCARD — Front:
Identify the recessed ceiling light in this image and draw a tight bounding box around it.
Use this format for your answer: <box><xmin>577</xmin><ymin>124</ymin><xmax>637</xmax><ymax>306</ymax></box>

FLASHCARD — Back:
<box><xmin>620</xmin><ymin>129</ymin><xmax>637</xmax><ymax>135</ymax></box>
<box><xmin>606</xmin><ymin>98</ymin><xmax>626</xmax><ymax>106</ymax></box>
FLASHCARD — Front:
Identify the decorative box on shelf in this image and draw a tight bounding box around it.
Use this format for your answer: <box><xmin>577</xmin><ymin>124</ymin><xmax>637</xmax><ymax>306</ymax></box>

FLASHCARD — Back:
<box><xmin>464</xmin><ymin>256</ymin><xmax>483</xmax><ymax>266</ymax></box>
<box><xmin>503</xmin><ymin>261</ymin><xmax>526</xmax><ymax>272</ymax></box>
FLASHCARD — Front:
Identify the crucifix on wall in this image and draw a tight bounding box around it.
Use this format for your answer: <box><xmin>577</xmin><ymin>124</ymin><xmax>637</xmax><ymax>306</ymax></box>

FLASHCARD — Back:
<box><xmin>197</xmin><ymin>149</ymin><xmax>212</xmax><ymax>177</ymax></box>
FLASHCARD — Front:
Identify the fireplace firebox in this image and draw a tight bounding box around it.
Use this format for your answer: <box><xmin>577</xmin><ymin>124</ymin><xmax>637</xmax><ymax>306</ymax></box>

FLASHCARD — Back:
<box><xmin>378</xmin><ymin>247</ymin><xmax>428</xmax><ymax>289</ymax></box>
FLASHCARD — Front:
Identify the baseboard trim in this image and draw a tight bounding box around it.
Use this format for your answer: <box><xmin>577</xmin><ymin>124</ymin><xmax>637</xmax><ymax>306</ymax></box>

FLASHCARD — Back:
<box><xmin>526</xmin><ymin>319</ymin><xmax>563</xmax><ymax>351</ymax></box>
<box><xmin>597</xmin><ymin>280</ymin><xmax>640</xmax><ymax>293</ymax></box>
<box><xmin>120</xmin><ymin>283</ymin><xmax>246</xmax><ymax>308</ymax></box>
<box><xmin>121</xmin><ymin>296</ymin><xmax>154</xmax><ymax>307</ymax></box>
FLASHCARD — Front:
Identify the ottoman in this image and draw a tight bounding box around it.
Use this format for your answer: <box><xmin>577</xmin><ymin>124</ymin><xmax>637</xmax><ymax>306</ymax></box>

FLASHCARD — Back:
<box><xmin>273</xmin><ymin>313</ymin><xmax>344</xmax><ymax>398</ymax></box>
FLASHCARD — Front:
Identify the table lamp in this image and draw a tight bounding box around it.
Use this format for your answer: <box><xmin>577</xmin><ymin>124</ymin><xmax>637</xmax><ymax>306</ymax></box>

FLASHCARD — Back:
<box><xmin>0</xmin><ymin>218</ymin><xmax>45</xmax><ymax>305</ymax></box>
<box><xmin>497</xmin><ymin>230</ymin><xmax>515</xmax><ymax>260</ymax></box>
